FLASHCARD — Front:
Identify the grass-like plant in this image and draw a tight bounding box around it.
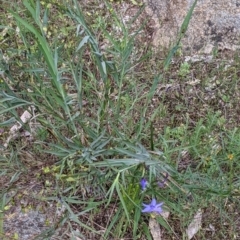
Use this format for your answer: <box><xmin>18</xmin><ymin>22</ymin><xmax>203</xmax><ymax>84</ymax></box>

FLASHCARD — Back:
<box><xmin>0</xmin><ymin>0</ymin><xmax>239</xmax><ymax>239</ymax></box>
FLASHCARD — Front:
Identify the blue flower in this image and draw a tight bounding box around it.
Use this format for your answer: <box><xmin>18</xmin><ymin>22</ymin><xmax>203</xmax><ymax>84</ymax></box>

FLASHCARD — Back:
<box><xmin>140</xmin><ymin>178</ymin><xmax>148</xmax><ymax>190</ymax></box>
<box><xmin>142</xmin><ymin>199</ymin><xmax>163</xmax><ymax>214</ymax></box>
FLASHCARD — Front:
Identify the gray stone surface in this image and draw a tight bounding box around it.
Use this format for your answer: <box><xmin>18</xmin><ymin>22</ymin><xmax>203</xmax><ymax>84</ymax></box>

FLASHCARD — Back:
<box><xmin>144</xmin><ymin>0</ymin><xmax>240</xmax><ymax>54</ymax></box>
<box><xmin>4</xmin><ymin>207</ymin><xmax>47</xmax><ymax>240</ymax></box>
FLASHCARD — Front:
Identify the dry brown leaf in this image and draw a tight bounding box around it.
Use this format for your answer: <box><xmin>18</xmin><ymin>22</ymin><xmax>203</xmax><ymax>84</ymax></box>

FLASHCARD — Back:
<box><xmin>149</xmin><ymin>218</ymin><xmax>162</xmax><ymax>240</ymax></box>
<box><xmin>186</xmin><ymin>209</ymin><xmax>202</xmax><ymax>240</ymax></box>
<box><xmin>3</xmin><ymin>107</ymin><xmax>35</xmax><ymax>148</ymax></box>
<box><xmin>149</xmin><ymin>210</ymin><xmax>170</xmax><ymax>240</ymax></box>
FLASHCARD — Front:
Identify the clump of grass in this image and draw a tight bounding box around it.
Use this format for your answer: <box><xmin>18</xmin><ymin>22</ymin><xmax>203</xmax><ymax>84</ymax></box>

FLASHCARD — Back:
<box><xmin>0</xmin><ymin>0</ymin><xmax>239</xmax><ymax>239</ymax></box>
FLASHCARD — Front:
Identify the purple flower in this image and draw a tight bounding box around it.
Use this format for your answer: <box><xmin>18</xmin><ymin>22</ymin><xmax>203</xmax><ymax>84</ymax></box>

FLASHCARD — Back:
<box><xmin>142</xmin><ymin>199</ymin><xmax>163</xmax><ymax>214</ymax></box>
<box><xmin>140</xmin><ymin>178</ymin><xmax>148</xmax><ymax>190</ymax></box>
<box><xmin>158</xmin><ymin>173</ymin><xmax>169</xmax><ymax>188</ymax></box>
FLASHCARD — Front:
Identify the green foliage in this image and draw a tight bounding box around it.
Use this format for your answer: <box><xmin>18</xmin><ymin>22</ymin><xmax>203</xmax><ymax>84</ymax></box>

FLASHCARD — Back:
<box><xmin>164</xmin><ymin>0</ymin><xmax>198</xmax><ymax>70</ymax></box>
<box><xmin>0</xmin><ymin>0</ymin><xmax>240</xmax><ymax>239</ymax></box>
<box><xmin>178</xmin><ymin>62</ymin><xmax>190</xmax><ymax>77</ymax></box>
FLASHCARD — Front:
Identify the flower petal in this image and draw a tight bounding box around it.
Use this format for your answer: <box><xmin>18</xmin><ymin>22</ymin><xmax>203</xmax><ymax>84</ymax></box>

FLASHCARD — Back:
<box><xmin>140</xmin><ymin>178</ymin><xmax>148</xmax><ymax>190</ymax></box>
<box><xmin>142</xmin><ymin>199</ymin><xmax>164</xmax><ymax>214</ymax></box>
<box><xmin>156</xmin><ymin>202</ymin><xmax>164</xmax><ymax>208</ymax></box>
<box><xmin>150</xmin><ymin>198</ymin><xmax>157</xmax><ymax>206</ymax></box>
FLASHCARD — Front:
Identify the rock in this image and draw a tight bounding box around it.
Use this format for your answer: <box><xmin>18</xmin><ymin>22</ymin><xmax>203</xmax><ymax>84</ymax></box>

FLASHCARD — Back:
<box><xmin>144</xmin><ymin>0</ymin><xmax>240</xmax><ymax>54</ymax></box>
